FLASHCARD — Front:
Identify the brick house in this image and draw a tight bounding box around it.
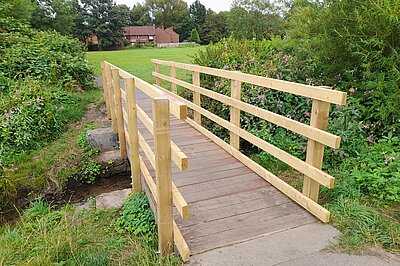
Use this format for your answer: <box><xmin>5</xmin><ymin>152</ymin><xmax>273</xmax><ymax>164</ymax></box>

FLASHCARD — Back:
<box><xmin>123</xmin><ymin>26</ymin><xmax>179</xmax><ymax>44</ymax></box>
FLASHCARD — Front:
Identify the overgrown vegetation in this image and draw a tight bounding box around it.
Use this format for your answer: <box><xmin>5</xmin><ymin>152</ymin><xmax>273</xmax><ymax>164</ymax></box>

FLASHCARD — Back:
<box><xmin>0</xmin><ymin>195</ymin><xmax>180</xmax><ymax>265</ymax></box>
<box><xmin>190</xmin><ymin>0</ymin><xmax>400</xmax><ymax>253</ymax></box>
<box><xmin>0</xmin><ymin>10</ymin><xmax>99</xmax><ymax>213</ymax></box>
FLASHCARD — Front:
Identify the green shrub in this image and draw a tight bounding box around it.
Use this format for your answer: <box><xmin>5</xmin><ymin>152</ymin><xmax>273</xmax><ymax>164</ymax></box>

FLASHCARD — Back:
<box><xmin>0</xmin><ymin>80</ymin><xmax>68</xmax><ymax>154</ymax></box>
<box><xmin>114</xmin><ymin>193</ymin><xmax>157</xmax><ymax>247</ymax></box>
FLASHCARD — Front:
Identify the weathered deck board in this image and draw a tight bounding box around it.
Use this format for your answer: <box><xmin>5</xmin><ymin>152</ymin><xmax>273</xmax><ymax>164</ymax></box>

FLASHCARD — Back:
<box><xmin>129</xmin><ymin>88</ymin><xmax>316</xmax><ymax>255</ymax></box>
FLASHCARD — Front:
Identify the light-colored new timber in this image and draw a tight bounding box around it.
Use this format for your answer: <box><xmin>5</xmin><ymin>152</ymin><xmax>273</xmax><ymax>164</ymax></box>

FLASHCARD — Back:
<box><xmin>104</xmin><ymin>63</ymin><xmax>118</xmax><ymax>133</ymax></box>
<box><xmin>125</xmin><ymin>78</ymin><xmax>141</xmax><ymax>192</ymax></box>
<box><xmin>170</xmin><ymin>66</ymin><xmax>177</xmax><ymax>94</ymax></box>
<box><xmin>152</xmin><ymin>72</ymin><xmax>340</xmax><ymax>149</ymax></box>
<box><xmin>101</xmin><ymin>62</ymin><xmax>111</xmax><ymax>119</ymax></box>
<box><xmin>192</xmin><ymin>71</ymin><xmax>201</xmax><ymax>124</ymax></box>
<box><xmin>112</xmin><ymin>68</ymin><xmax>127</xmax><ymax>158</ymax></box>
<box><xmin>302</xmin><ymin>100</ymin><xmax>331</xmax><ymax>202</ymax></box>
<box><xmin>230</xmin><ymin>78</ymin><xmax>241</xmax><ymax>150</ymax></box>
<box><xmin>153</xmin><ymin>84</ymin><xmax>334</xmax><ymax>188</ymax></box>
<box><xmin>152</xmin><ymin>59</ymin><xmax>347</xmax><ymax>105</ymax></box>
<box><xmin>153</xmin><ymin>98</ymin><xmax>173</xmax><ymax>255</ymax></box>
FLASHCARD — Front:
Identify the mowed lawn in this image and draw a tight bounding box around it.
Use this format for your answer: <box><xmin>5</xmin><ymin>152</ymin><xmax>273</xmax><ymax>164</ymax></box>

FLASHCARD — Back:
<box><xmin>86</xmin><ymin>46</ymin><xmax>203</xmax><ymax>83</ymax></box>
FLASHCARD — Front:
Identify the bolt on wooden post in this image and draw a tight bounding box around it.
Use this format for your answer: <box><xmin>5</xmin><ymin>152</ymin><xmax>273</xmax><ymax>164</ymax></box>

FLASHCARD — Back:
<box><xmin>101</xmin><ymin>61</ymin><xmax>111</xmax><ymax>119</ymax></box>
<box><xmin>230</xmin><ymin>79</ymin><xmax>242</xmax><ymax>150</ymax></box>
<box><xmin>192</xmin><ymin>71</ymin><xmax>201</xmax><ymax>124</ymax></box>
<box><xmin>302</xmin><ymin>99</ymin><xmax>330</xmax><ymax>202</ymax></box>
<box><xmin>125</xmin><ymin>78</ymin><xmax>142</xmax><ymax>193</ymax></box>
<box><xmin>105</xmin><ymin>63</ymin><xmax>118</xmax><ymax>134</ymax></box>
<box><xmin>112</xmin><ymin>69</ymin><xmax>127</xmax><ymax>158</ymax></box>
<box><xmin>153</xmin><ymin>98</ymin><xmax>173</xmax><ymax>255</ymax></box>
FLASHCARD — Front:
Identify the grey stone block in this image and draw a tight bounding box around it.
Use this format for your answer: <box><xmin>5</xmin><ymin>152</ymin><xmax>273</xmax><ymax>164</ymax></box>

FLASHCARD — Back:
<box><xmin>86</xmin><ymin>127</ymin><xmax>118</xmax><ymax>152</ymax></box>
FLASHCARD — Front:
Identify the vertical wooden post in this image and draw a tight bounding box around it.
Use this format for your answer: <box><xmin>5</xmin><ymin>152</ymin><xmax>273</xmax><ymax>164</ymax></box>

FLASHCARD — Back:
<box><xmin>170</xmin><ymin>66</ymin><xmax>177</xmax><ymax>94</ymax></box>
<box><xmin>230</xmin><ymin>79</ymin><xmax>242</xmax><ymax>150</ymax></box>
<box><xmin>302</xmin><ymin>99</ymin><xmax>330</xmax><ymax>202</ymax></box>
<box><xmin>105</xmin><ymin>64</ymin><xmax>118</xmax><ymax>134</ymax></box>
<box><xmin>192</xmin><ymin>71</ymin><xmax>201</xmax><ymax>124</ymax></box>
<box><xmin>126</xmin><ymin>78</ymin><xmax>141</xmax><ymax>193</ymax></box>
<box><xmin>101</xmin><ymin>61</ymin><xmax>111</xmax><ymax>119</ymax></box>
<box><xmin>155</xmin><ymin>63</ymin><xmax>161</xmax><ymax>86</ymax></box>
<box><xmin>153</xmin><ymin>98</ymin><xmax>173</xmax><ymax>255</ymax></box>
<box><xmin>112</xmin><ymin>69</ymin><xmax>127</xmax><ymax>158</ymax></box>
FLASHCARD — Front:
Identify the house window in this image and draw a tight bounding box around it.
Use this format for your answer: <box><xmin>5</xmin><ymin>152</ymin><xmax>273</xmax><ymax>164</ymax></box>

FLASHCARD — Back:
<box><xmin>137</xmin><ymin>36</ymin><xmax>140</xmax><ymax>39</ymax></box>
<box><xmin>149</xmin><ymin>36</ymin><xmax>154</xmax><ymax>40</ymax></box>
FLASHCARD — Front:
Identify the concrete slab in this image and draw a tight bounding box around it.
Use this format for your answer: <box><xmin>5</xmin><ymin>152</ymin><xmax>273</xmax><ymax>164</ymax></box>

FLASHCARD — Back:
<box><xmin>189</xmin><ymin>223</ymin><xmax>340</xmax><ymax>266</ymax></box>
<box><xmin>95</xmin><ymin>188</ymin><xmax>131</xmax><ymax>209</ymax></box>
<box><xmin>278</xmin><ymin>252</ymin><xmax>399</xmax><ymax>266</ymax></box>
<box><xmin>189</xmin><ymin>223</ymin><xmax>399</xmax><ymax>266</ymax></box>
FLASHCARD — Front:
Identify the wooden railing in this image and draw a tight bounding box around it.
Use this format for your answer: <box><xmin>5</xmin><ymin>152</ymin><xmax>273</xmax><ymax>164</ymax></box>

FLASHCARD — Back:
<box><xmin>101</xmin><ymin>61</ymin><xmax>190</xmax><ymax>261</ymax></box>
<box><xmin>151</xmin><ymin>59</ymin><xmax>347</xmax><ymax>223</ymax></box>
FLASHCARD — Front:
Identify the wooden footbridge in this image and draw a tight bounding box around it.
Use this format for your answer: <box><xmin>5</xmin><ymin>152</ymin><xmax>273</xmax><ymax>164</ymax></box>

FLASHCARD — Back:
<box><xmin>101</xmin><ymin>60</ymin><xmax>347</xmax><ymax>262</ymax></box>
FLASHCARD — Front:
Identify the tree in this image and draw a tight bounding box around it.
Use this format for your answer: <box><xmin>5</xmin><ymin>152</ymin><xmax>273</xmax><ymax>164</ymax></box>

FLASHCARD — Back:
<box><xmin>199</xmin><ymin>10</ymin><xmax>228</xmax><ymax>44</ymax></box>
<box><xmin>189</xmin><ymin>0</ymin><xmax>206</xmax><ymax>30</ymax></box>
<box><xmin>145</xmin><ymin>0</ymin><xmax>191</xmax><ymax>41</ymax></box>
<box><xmin>227</xmin><ymin>0</ymin><xmax>284</xmax><ymax>40</ymax></box>
<box><xmin>0</xmin><ymin>0</ymin><xmax>36</xmax><ymax>22</ymax></box>
<box><xmin>81</xmin><ymin>0</ymin><xmax>129</xmax><ymax>47</ymax></box>
<box><xmin>189</xmin><ymin>28</ymin><xmax>200</xmax><ymax>43</ymax></box>
<box><xmin>30</xmin><ymin>0</ymin><xmax>76</xmax><ymax>35</ymax></box>
<box><xmin>130</xmin><ymin>3</ymin><xmax>152</xmax><ymax>26</ymax></box>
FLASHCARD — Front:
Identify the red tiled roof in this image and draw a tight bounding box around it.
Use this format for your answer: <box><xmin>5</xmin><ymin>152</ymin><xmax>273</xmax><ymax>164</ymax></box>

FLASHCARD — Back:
<box><xmin>123</xmin><ymin>26</ymin><xmax>155</xmax><ymax>36</ymax></box>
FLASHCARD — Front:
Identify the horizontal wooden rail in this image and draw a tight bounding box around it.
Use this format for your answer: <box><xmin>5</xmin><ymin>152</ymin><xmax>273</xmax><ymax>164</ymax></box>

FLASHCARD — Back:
<box><xmin>136</xmin><ymin>104</ymin><xmax>188</xmax><ymax>171</ymax></box>
<box><xmin>152</xmin><ymin>59</ymin><xmax>347</xmax><ymax>105</ymax></box>
<box><xmin>139</xmin><ymin>156</ymin><xmax>190</xmax><ymax>261</ymax></box>
<box><xmin>153</xmin><ymin>72</ymin><xmax>340</xmax><ymax>149</ymax></box>
<box><xmin>153</xmin><ymin>84</ymin><xmax>334</xmax><ymax>188</ymax></box>
<box><xmin>105</xmin><ymin>61</ymin><xmax>187</xmax><ymax>120</ymax></box>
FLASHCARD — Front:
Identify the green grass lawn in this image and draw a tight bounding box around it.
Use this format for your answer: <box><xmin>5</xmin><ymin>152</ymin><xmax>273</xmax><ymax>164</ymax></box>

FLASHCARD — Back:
<box><xmin>86</xmin><ymin>46</ymin><xmax>203</xmax><ymax>83</ymax></box>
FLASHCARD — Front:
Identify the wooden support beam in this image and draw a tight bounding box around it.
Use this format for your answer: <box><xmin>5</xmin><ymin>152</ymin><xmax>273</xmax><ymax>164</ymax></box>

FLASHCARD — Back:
<box><xmin>230</xmin><ymin>78</ymin><xmax>242</xmax><ymax>150</ymax></box>
<box><xmin>155</xmin><ymin>63</ymin><xmax>161</xmax><ymax>86</ymax></box>
<box><xmin>173</xmin><ymin>221</ymin><xmax>190</xmax><ymax>262</ymax></box>
<box><xmin>302</xmin><ymin>100</ymin><xmax>330</xmax><ymax>202</ymax></box>
<box><xmin>192</xmin><ymin>71</ymin><xmax>201</xmax><ymax>124</ymax></box>
<box><xmin>138</xmin><ymin>131</ymin><xmax>156</xmax><ymax>169</ymax></box>
<box><xmin>170</xmin><ymin>66</ymin><xmax>177</xmax><ymax>94</ymax></box>
<box><xmin>101</xmin><ymin>61</ymin><xmax>111</xmax><ymax>119</ymax></box>
<box><xmin>125</xmin><ymin>77</ymin><xmax>141</xmax><ymax>193</ymax></box>
<box><xmin>112</xmin><ymin>69</ymin><xmax>127</xmax><ymax>158</ymax></box>
<box><xmin>153</xmin><ymin>98</ymin><xmax>173</xmax><ymax>255</ymax></box>
<box><xmin>172</xmin><ymin>182</ymin><xmax>189</xmax><ymax>219</ymax></box>
<box><xmin>105</xmin><ymin>63</ymin><xmax>118</xmax><ymax>133</ymax></box>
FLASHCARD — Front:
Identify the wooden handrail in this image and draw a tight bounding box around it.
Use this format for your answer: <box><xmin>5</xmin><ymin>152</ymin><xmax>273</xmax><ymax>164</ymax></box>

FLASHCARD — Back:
<box><xmin>152</xmin><ymin>60</ymin><xmax>348</xmax><ymax>223</ymax></box>
<box><xmin>151</xmin><ymin>59</ymin><xmax>347</xmax><ymax>105</ymax></box>
<box><xmin>102</xmin><ymin>61</ymin><xmax>190</xmax><ymax>261</ymax></box>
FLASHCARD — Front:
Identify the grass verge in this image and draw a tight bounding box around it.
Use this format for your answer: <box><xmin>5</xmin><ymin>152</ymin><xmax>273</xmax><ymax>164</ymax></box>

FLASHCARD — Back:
<box><xmin>0</xmin><ymin>194</ymin><xmax>180</xmax><ymax>265</ymax></box>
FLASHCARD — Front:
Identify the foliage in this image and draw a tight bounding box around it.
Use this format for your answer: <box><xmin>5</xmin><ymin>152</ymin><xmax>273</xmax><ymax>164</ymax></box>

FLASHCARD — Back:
<box><xmin>0</xmin><ymin>200</ymin><xmax>180</xmax><ymax>265</ymax></box>
<box><xmin>189</xmin><ymin>0</ymin><xmax>207</xmax><ymax>31</ymax></box>
<box><xmin>74</xmin><ymin>123</ymin><xmax>101</xmax><ymax>184</ymax></box>
<box><xmin>114</xmin><ymin>193</ymin><xmax>157</xmax><ymax>247</ymax></box>
<box><xmin>145</xmin><ymin>0</ymin><xmax>191</xmax><ymax>41</ymax></box>
<box><xmin>286</xmin><ymin>0</ymin><xmax>400</xmax><ymax>132</ymax></box>
<box><xmin>199</xmin><ymin>10</ymin><xmax>229</xmax><ymax>45</ymax></box>
<box><xmin>80</xmin><ymin>0</ymin><xmax>131</xmax><ymax>48</ymax></box>
<box><xmin>130</xmin><ymin>3</ymin><xmax>152</xmax><ymax>26</ymax></box>
<box><xmin>189</xmin><ymin>28</ymin><xmax>201</xmax><ymax>43</ymax></box>
<box><xmin>0</xmin><ymin>0</ymin><xmax>36</xmax><ymax>22</ymax></box>
<box><xmin>228</xmin><ymin>0</ymin><xmax>285</xmax><ymax>40</ymax></box>
<box><xmin>0</xmin><ymin>18</ymin><xmax>95</xmax><ymax>90</ymax></box>
<box><xmin>0</xmin><ymin>80</ymin><xmax>68</xmax><ymax>155</ymax></box>
<box><xmin>30</xmin><ymin>0</ymin><xmax>76</xmax><ymax>35</ymax></box>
